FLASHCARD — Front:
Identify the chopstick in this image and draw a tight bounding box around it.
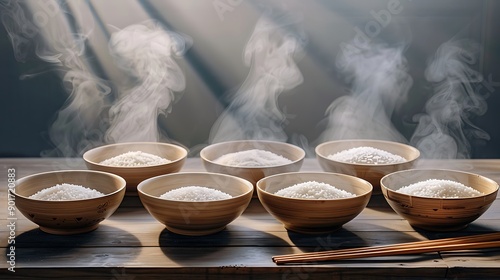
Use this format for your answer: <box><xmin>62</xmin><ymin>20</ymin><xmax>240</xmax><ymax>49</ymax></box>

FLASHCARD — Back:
<box><xmin>273</xmin><ymin>232</ymin><xmax>500</xmax><ymax>264</ymax></box>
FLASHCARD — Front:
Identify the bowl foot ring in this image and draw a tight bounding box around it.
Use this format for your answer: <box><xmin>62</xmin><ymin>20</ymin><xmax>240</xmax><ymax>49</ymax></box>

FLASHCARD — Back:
<box><xmin>39</xmin><ymin>224</ymin><xmax>99</xmax><ymax>235</ymax></box>
<box><xmin>284</xmin><ymin>225</ymin><xmax>342</xmax><ymax>235</ymax></box>
<box><xmin>165</xmin><ymin>225</ymin><xmax>226</xmax><ymax>236</ymax></box>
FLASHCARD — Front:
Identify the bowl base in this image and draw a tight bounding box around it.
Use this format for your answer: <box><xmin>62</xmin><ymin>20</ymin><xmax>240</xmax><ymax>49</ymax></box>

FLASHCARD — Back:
<box><xmin>285</xmin><ymin>225</ymin><xmax>342</xmax><ymax>235</ymax></box>
<box><xmin>165</xmin><ymin>225</ymin><xmax>226</xmax><ymax>236</ymax></box>
<box><xmin>39</xmin><ymin>224</ymin><xmax>99</xmax><ymax>235</ymax></box>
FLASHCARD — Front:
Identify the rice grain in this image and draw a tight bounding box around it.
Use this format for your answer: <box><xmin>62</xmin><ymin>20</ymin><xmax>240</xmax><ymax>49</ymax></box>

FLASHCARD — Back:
<box><xmin>214</xmin><ymin>149</ymin><xmax>292</xmax><ymax>167</ymax></box>
<box><xmin>328</xmin><ymin>146</ymin><xmax>406</xmax><ymax>164</ymax></box>
<box><xmin>396</xmin><ymin>179</ymin><xmax>483</xmax><ymax>198</ymax></box>
<box><xmin>29</xmin><ymin>183</ymin><xmax>105</xmax><ymax>201</ymax></box>
<box><xmin>100</xmin><ymin>151</ymin><xmax>170</xmax><ymax>167</ymax></box>
<box><xmin>160</xmin><ymin>186</ymin><xmax>232</xmax><ymax>201</ymax></box>
<box><xmin>275</xmin><ymin>181</ymin><xmax>356</xmax><ymax>199</ymax></box>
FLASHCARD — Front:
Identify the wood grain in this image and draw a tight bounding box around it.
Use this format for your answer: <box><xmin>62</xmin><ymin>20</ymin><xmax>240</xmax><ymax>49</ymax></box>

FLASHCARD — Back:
<box><xmin>1</xmin><ymin>158</ymin><xmax>499</xmax><ymax>279</ymax></box>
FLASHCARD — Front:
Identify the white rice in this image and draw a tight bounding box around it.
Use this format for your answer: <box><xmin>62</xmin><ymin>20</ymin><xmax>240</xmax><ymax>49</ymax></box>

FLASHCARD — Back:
<box><xmin>396</xmin><ymin>179</ymin><xmax>483</xmax><ymax>198</ymax></box>
<box><xmin>99</xmin><ymin>151</ymin><xmax>170</xmax><ymax>167</ymax></box>
<box><xmin>275</xmin><ymin>181</ymin><xmax>356</xmax><ymax>199</ymax></box>
<box><xmin>328</xmin><ymin>146</ymin><xmax>406</xmax><ymax>164</ymax></box>
<box><xmin>214</xmin><ymin>149</ymin><xmax>292</xmax><ymax>167</ymax></box>
<box><xmin>29</xmin><ymin>183</ymin><xmax>105</xmax><ymax>201</ymax></box>
<box><xmin>159</xmin><ymin>186</ymin><xmax>232</xmax><ymax>201</ymax></box>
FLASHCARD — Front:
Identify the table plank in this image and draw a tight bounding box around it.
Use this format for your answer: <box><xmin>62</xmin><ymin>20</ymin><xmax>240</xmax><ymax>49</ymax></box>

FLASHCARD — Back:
<box><xmin>1</xmin><ymin>158</ymin><xmax>500</xmax><ymax>279</ymax></box>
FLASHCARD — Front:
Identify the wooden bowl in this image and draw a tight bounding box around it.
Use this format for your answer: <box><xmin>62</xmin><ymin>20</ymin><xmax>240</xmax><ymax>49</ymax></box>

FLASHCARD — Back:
<box><xmin>10</xmin><ymin>170</ymin><xmax>126</xmax><ymax>235</ymax></box>
<box><xmin>200</xmin><ymin>140</ymin><xmax>305</xmax><ymax>187</ymax></box>
<box><xmin>381</xmin><ymin>169</ymin><xmax>499</xmax><ymax>231</ymax></box>
<box><xmin>83</xmin><ymin>142</ymin><xmax>188</xmax><ymax>195</ymax></box>
<box><xmin>137</xmin><ymin>172</ymin><xmax>253</xmax><ymax>236</ymax></box>
<box><xmin>256</xmin><ymin>172</ymin><xmax>372</xmax><ymax>234</ymax></box>
<box><xmin>315</xmin><ymin>139</ymin><xmax>420</xmax><ymax>194</ymax></box>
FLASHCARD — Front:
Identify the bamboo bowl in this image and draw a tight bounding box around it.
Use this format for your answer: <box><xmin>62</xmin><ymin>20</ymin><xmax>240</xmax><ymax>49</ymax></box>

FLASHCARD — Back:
<box><xmin>10</xmin><ymin>170</ymin><xmax>126</xmax><ymax>235</ymax></box>
<box><xmin>256</xmin><ymin>172</ymin><xmax>372</xmax><ymax>234</ymax></box>
<box><xmin>200</xmin><ymin>140</ymin><xmax>305</xmax><ymax>188</ymax></box>
<box><xmin>381</xmin><ymin>169</ymin><xmax>499</xmax><ymax>231</ymax></box>
<box><xmin>83</xmin><ymin>142</ymin><xmax>188</xmax><ymax>195</ymax></box>
<box><xmin>137</xmin><ymin>172</ymin><xmax>253</xmax><ymax>236</ymax></box>
<box><xmin>315</xmin><ymin>139</ymin><xmax>420</xmax><ymax>194</ymax></box>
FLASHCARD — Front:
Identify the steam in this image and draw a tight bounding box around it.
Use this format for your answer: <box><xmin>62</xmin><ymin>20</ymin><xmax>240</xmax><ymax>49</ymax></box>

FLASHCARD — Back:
<box><xmin>410</xmin><ymin>39</ymin><xmax>489</xmax><ymax>159</ymax></box>
<box><xmin>1</xmin><ymin>0</ymin><xmax>111</xmax><ymax>157</ymax></box>
<box><xmin>41</xmin><ymin>12</ymin><xmax>111</xmax><ymax>157</ymax></box>
<box><xmin>1</xmin><ymin>0</ymin><xmax>35</xmax><ymax>62</ymax></box>
<box><xmin>47</xmin><ymin>68</ymin><xmax>111</xmax><ymax>157</ymax></box>
<box><xmin>1</xmin><ymin>2</ymin><xmax>190</xmax><ymax>156</ymax></box>
<box><xmin>318</xmin><ymin>42</ymin><xmax>412</xmax><ymax>143</ymax></box>
<box><xmin>106</xmin><ymin>21</ymin><xmax>191</xmax><ymax>143</ymax></box>
<box><xmin>209</xmin><ymin>9</ymin><xmax>306</xmax><ymax>143</ymax></box>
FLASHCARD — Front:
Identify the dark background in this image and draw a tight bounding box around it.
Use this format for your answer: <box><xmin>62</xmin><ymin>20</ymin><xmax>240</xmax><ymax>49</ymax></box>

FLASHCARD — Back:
<box><xmin>1</xmin><ymin>0</ymin><xmax>499</xmax><ymax>158</ymax></box>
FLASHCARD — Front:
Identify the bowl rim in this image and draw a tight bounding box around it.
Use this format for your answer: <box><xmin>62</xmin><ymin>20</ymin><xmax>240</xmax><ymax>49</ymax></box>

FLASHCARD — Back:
<box><xmin>11</xmin><ymin>169</ymin><xmax>127</xmax><ymax>202</ymax></box>
<box><xmin>256</xmin><ymin>171</ymin><xmax>373</xmax><ymax>201</ymax></box>
<box><xmin>380</xmin><ymin>168</ymin><xmax>500</xmax><ymax>200</ymax></box>
<box><xmin>200</xmin><ymin>140</ymin><xmax>306</xmax><ymax>169</ymax></box>
<box><xmin>137</xmin><ymin>171</ymin><xmax>254</xmax><ymax>202</ymax></box>
<box><xmin>82</xmin><ymin>141</ymin><xmax>188</xmax><ymax>169</ymax></box>
<box><xmin>315</xmin><ymin>139</ymin><xmax>420</xmax><ymax>167</ymax></box>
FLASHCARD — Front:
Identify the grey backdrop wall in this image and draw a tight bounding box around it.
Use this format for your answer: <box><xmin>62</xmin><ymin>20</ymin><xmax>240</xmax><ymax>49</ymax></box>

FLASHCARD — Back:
<box><xmin>1</xmin><ymin>0</ymin><xmax>499</xmax><ymax>158</ymax></box>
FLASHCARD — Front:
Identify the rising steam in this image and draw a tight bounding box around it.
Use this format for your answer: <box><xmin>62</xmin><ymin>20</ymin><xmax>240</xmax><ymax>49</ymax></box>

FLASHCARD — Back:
<box><xmin>318</xmin><ymin>42</ymin><xmax>412</xmax><ymax>143</ymax></box>
<box><xmin>1</xmin><ymin>1</ymin><xmax>190</xmax><ymax>156</ymax></box>
<box><xmin>1</xmin><ymin>0</ymin><xmax>111</xmax><ymax>157</ymax></box>
<box><xmin>410</xmin><ymin>39</ymin><xmax>489</xmax><ymax>159</ymax></box>
<box><xmin>41</xmin><ymin>14</ymin><xmax>111</xmax><ymax>157</ymax></box>
<box><xmin>209</xmin><ymin>10</ymin><xmax>306</xmax><ymax>143</ymax></box>
<box><xmin>1</xmin><ymin>0</ymin><xmax>36</xmax><ymax>62</ymax></box>
<box><xmin>106</xmin><ymin>21</ymin><xmax>191</xmax><ymax>143</ymax></box>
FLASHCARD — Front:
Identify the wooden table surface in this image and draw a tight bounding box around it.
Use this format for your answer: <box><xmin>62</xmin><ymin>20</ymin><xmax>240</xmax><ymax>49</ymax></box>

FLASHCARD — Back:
<box><xmin>1</xmin><ymin>158</ymin><xmax>500</xmax><ymax>279</ymax></box>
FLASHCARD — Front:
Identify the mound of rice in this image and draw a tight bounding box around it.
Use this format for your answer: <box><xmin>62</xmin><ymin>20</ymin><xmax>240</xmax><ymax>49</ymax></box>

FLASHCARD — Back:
<box><xmin>160</xmin><ymin>186</ymin><xmax>232</xmax><ymax>201</ymax></box>
<box><xmin>99</xmin><ymin>151</ymin><xmax>170</xmax><ymax>167</ymax></box>
<box><xmin>328</xmin><ymin>146</ymin><xmax>406</xmax><ymax>164</ymax></box>
<box><xmin>275</xmin><ymin>181</ymin><xmax>356</xmax><ymax>199</ymax></box>
<box><xmin>214</xmin><ymin>149</ymin><xmax>292</xmax><ymax>167</ymax></box>
<box><xmin>396</xmin><ymin>179</ymin><xmax>483</xmax><ymax>198</ymax></box>
<box><xmin>29</xmin><ymin>183</ymin><xmax>104</xmax><ymax>201</ymax></box>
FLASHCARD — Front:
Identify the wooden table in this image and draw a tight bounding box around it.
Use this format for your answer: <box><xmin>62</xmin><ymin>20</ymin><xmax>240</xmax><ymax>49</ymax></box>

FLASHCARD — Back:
<box><xmin>1</xmin><ymin>158</ymin><xmax>499</xmax><ymax>279</ymax></box>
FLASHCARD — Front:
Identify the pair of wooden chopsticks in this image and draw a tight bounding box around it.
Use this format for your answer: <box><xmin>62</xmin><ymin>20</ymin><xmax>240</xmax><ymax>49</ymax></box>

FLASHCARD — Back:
<box><xmin>273</xmin><ymin>232</ymin><xmax>500</xmax><ymax>264</ymax></box>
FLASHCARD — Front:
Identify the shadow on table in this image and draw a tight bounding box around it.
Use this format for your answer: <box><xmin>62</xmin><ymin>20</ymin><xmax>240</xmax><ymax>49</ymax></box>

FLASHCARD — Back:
<box><xmin>159</xmin><ymin>228</ymin><xmax>232</xmax><ymax>258</ymax></box>
<box><xmin>287</xmin><ymin>227</ymin><xmax>370</xmax><ymax>253</ymax></box>
<box><xmin>365</xmin><ymin>193</ymin><xmax>398</xmax><ymax>214</ymax></box>
<box><xmin>159</xmin><ymin>226</ymin><xmax>293</xmax><ymax>262</ymax></box>
<box><xmin>415</xmin><ymin>224</ymin><xmax>499</xmax><ymax>240</ymax></box>
<box><xmin>8</xmin><ymin>225</ymin><xmax>141</xmax><ymax>263</ymax></box>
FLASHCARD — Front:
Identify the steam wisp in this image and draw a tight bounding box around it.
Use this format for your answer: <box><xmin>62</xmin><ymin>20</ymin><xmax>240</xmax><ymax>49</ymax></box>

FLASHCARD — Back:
<box><xmin>1</xmin><ymin>0</ymin><xmax>36</xmax><ymax>62</ymax></box>
<box><xmin>106</xmin><ymin>21</ymin><xmax>190</xmax><ymax>143</ymax></box>
<box><xmin>1</xmin><ymin>2</ymin><xmax>190</xmax><ymax>156</ymax></box>
<box><xmin>1</xmin><ymin>0</ymin><xmax>111</xmax><ymax>157</ymax></box>
<box><xmin>410</xmin><ymin>39</ymin><xmax>489</xmax><ymax>159</ymax></box>
<box><xmin>209</xmin><ymin>10</ymin><xmax>306</xmax><ymax>143</ymax></box>
<box><xmin>318</xmin><ymin>42</ymin><xmax>413</xmax><ymax>143</ymax></box>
